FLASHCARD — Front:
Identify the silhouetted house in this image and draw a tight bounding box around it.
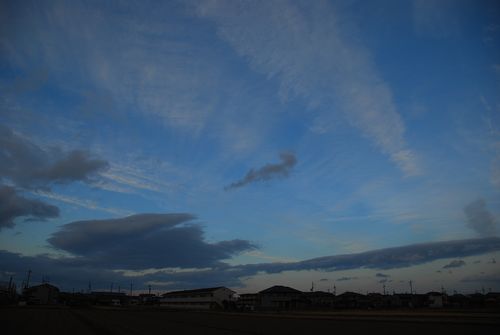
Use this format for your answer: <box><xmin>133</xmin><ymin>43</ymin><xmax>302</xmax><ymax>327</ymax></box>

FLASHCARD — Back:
<box><xmin>333</xmin><ymin>291</ymin><xmax>365</xmax><ymax>308</ymax></box>
<box><xmin>258</xmin><ymin>285</ymin><xmax>306</xmax><ymax>310</ymax></box>
<box><xmin>138</xmin><ymin>293</ymin><xmax>159</xmax><ymax>305</ymax></box>
<box><xmin>468</xmin><ymin>293</ymin><xmax>486</xmax><ymax>308</ymax></box>
<box><xmin>0</xmin><ymin>281</ymin><xmax>17</xmax><ymax>305</ymax></box>
<box><xmin>160</xmin><ymin>287</ymin><xmax>236</xmax><ymax>310</ymax></box>
<box><xmin>447</xmin><ymin>293</ymin><xmax>469</xmax><ymax>308</ymax></box>
<box><xmin>366</xmin><ymin>293</ymin><xmax>391</xmax><ymax>309</ymax></box>
<box><xmin>393</xmin><ymin>293</ymin><xmax>427</xmax><ymax>308</ymax></box>
<box><xmin>23</xmin><ymin>283</ymin><xmax>59</xmax><ymax>305</ymax></box>
<box><xmin>426</xmin><ymin>292</ymin><xmax>444</xmax><ymax>308</ymax></box>
<box><xmin>237</xmin><ymin>293</ymin><xmax>260</xmax><ymax>311</ymax></box>
<box><xmin>59</xmin><ymin>292</ymin><xmax>92</xmax><ymax>307</ymax></box>
<box><xmin>91</xmin><ymin>291</ymin><xmax>127</xmax><ymax>306</ymax></box>
<box><xmin>303</xmin><ymin>291</ymin><xmax>335</xmax><ymax>309</ymax></box>
<box><xmin>484</xmin><ymin>292</ymin><xmax>500</xmax><ymax>307</ymax></box>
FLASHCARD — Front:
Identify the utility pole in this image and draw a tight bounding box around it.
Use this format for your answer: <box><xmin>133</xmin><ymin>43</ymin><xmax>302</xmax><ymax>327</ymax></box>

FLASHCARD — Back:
<box><xmin>88</xmin><ymin>281</ymin><xmax>92</xmax><ymax>293</ymax></box>
<box><xmin>130</xmin><ymin>283</ymin><xmax>133</xmax><ymax>296</ymax></box>
<box><xmin>383</xmin><ymin>284</ymin><xmax>386</xmax><ymax>295</ymax></box>
<box><xmin>148</xmin><ymin>285</ymin><xmax>151</xmax><ymax>295</ymax></box>
<box><xmin>333</xmin><ymin>285</ymin><xmax>336</xmax><ymax>295</ymax></box>
<box><xmin>409</xmin><ymin>280</ymin><xmax>413</xmax><ymax>294</ymax></box>
<box><xmin>111</xmin><ymin>282</ymin><xmax>114</xmax><ymax>293</ymax></box>
<box><xmin>25</xmin><ymin>269</ymin><xmax>32</xmax><ymax>289</ymax></box>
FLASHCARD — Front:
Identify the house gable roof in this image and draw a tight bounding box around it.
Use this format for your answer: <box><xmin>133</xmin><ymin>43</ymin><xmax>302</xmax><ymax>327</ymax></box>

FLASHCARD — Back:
<box><xmin>259</xmin><ymin>285</ymin><xmax>302</xmax><ymax>294</ymax></box>
<box><xmin>162</xmin><ymin>286</ymin><xmax>233</xmax><ymax>297</ymax></box>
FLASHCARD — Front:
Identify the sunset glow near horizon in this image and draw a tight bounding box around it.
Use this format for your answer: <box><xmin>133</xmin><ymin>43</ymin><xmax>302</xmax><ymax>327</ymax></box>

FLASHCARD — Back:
<box><xmin>1</xmin><ymin>0</ymin><xmax>500</xmax><ymax>294</ymax></box>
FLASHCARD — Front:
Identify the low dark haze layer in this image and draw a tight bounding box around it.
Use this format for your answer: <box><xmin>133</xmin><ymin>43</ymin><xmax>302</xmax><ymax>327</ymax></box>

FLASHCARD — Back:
<box><xmin>1</xmin><ymin>235</ymin><xmax>499</xmax><ymax>290</ymax></box>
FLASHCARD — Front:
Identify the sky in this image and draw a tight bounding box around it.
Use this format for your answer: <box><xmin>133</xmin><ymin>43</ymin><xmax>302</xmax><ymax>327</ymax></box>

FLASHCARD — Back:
<box><xmin>1</xmin><ymin>0</ymin><xmax>499</xmax><ymax>295</ymax></box>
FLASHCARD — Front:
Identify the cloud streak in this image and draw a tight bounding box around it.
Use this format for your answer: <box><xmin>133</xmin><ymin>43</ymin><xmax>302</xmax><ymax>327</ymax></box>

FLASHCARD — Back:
<box><xmin>375</xmin><ymin>273</ymin><xmax>390</xmax><ymax>278</ymax></box>
<box><xmin>225</xmin><ymin>152</ymin><xmax>297</xmax><ymax>190</ymax></box>
<box><xmin>442</xmin><ymin>260</ymin><xmax>466</xmax><ymax>269</ymax></box>
<box><xmin>336</xmin><ymin>276</ymin><xmax>357</xmax><ymax>281</ymax></box>
<box><xmin>197</xmin><ymin>0</ymin><xmax>419</xmax><ymax>176</ymax></box>
<box><xmin>238</xmin><ymin>237</ymin><xmax>500</xmax><ymax>275</ymax></box>
<box><xmin>464</xmin><ymin>198</ymin><xmax>498</xmax><ymax>237</ymax></box>
<box><xmin>0</xmin><ymin>185</ymin><xmax>59</xmax><ymax>230</ymax></box>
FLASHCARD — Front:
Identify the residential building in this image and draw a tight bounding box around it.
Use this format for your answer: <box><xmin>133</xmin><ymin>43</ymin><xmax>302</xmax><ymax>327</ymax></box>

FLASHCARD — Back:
<box><xmin>23</xmin><ymin>283</ymin><xmax>59</xmax><ymax>305</ymax></box>
<box><xmin>237</xmin><ymin>293</ymin><xmax>260</xmax><ymax>310</ymax></box>
<box><xmin>258</xmin><ymin>285</ymin><xmax>307</xmax><ymax>310</ymax></box>
<box><xmin>160</xmin><ymin>286</ymin><xmax>236</xmax><ymax>310</ymax></box>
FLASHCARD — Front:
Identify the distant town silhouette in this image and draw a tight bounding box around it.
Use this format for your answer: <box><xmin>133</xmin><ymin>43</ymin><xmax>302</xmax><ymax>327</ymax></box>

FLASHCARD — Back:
<box><xmin>2</xmin><ymin>277</ymin><xmax>499</xmax><ymax>311</ymax></box>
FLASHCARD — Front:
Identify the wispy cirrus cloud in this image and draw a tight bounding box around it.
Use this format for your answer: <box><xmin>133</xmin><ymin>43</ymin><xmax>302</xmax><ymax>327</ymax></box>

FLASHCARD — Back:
<box><xmin>412</xmin><ymin>0</ymin><xmax>461</xmax><ymax>38</ymax></box>
<box><xmin>0</xmin><ymin>1</ymin><xmax>223</xmax><ymax>134</ymax></box>
<box><xmin>197</xmin><ymin>0</ymin><xmax>420</xmax><ymax>176</ymax></box>
<box><xmin>34</xmin><ymin>190</ymin><xmax>131</xmax><ymax>216</ymax></box>
<box><xmin>225</xmin><ymin>152</ymin><xmax>297</xmax><ymax>190</ymax></box>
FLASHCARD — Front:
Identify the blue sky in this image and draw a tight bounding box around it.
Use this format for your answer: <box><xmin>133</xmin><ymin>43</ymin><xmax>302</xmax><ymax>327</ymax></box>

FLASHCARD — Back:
<box><xmin>1</xmin><ymin>0</ymin><xmax>499</xmax><ymax>294</ymax></box>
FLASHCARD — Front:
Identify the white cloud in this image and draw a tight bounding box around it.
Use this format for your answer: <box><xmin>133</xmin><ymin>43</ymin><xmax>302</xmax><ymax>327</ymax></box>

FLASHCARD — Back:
<box><xmin>34</xmin><ymin>190</ymin><xmax>132</xmax><ymax>216</ymax></box>
<box><xmin>197</xmin><ymin>0</ymin><xmax>420</xmax><ymax>176</ymax></box>
<box><xmin>2</xmin><ymin>1</ymin><xmax>222</xmax><ymax>134</ymax></box>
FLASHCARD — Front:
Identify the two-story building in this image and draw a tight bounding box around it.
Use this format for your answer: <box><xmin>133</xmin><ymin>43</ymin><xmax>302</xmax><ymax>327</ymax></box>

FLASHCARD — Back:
<box><xmin>160</xmin><ymin>286</ymin><xmax>236</xmax><ymax>310</ymax></box>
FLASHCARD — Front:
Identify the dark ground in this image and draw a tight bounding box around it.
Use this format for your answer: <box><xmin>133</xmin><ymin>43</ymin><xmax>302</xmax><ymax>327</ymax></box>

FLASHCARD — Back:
<box><xmin>1</xmin><ymin>307</ymin><xmax>499</xmax><ymax>335</ymax></box>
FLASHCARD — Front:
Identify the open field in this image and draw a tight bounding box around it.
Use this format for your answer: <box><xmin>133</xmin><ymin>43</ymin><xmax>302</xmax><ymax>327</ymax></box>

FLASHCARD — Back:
<box><xmin>2</xmin><ymin>307</ymin><xmax>499</xmax><ymax>335</ymax></box>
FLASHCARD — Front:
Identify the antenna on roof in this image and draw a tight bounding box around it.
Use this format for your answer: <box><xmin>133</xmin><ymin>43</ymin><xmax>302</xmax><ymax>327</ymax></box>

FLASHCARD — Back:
<box><xmin>88</xmin><ymin>281</ymin><xmax>92</xmax><ymax>293</ymax></box>
<box><xmin>148</xmin><ymin>284</ymin><xmax>152</xmax><ymax>295</ymax></box>
<box><xmin>130</xmin><ymin>283</ymin><xmax>133</xmax><ymax>296</ymax></box>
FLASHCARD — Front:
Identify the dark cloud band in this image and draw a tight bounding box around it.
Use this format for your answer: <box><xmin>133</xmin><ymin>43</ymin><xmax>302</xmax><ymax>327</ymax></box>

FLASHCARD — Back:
<box><xmin>0</xmin><ymin>125</ymin><xmax>108</xmax><ymax>189</ymax></box>
<box><xmin>464</xmin><ymin>198</ymin><xmax>497</xmax><ymax>237</ymax></box>
<box><xmin>225</xmin><ymin>152</ymin><xmax>297</xmax><ymax>190</ymax></box>
<box><xmin>48</xmin><ymin>213</ymin><xmax>257</xmax><ymax>270</ymax></box>
<box><xmin>0</xmin><ymin>185</ymin><xmax>59</xmax><ymax>230</ymax></box>
<box><xmin>1</xmin><ymin>236</ymin><xmax>499</xmax><ymax>291</ymax></box>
